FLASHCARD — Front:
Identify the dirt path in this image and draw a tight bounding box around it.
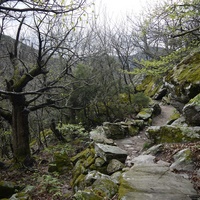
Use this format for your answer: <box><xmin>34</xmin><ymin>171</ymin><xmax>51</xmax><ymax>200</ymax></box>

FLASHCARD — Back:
<box><xmin>152</xmin><ymin>104</ymin><xmax>175</xmax><ymax>126</ymax></box>
<box><xmin>115</xmin><ymin>103</ymin><xmax>175</xmax><ymax>166</ymax></box>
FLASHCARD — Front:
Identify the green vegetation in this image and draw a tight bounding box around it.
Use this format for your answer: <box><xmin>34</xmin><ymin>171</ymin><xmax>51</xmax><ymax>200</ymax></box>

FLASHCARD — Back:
<box><xmin>132</xmin><ymin>92</ymin><xmax>151</xmax><ymax>111</ymax></box>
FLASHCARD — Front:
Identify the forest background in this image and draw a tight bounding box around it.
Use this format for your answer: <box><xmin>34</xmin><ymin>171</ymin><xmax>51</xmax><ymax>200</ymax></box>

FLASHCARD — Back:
<box><xmin>0</xmin><ymin>0</ymin><xmax>199</xmax><ymax>166</ymax></box>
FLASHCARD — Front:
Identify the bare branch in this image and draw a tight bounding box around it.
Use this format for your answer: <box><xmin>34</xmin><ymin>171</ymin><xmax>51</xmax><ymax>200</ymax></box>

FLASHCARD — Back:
<box><xmin>0</xmin><ymin>1</ymin><xmax>86</xmax><ymax>14</ymax></box>
<box><xmin>171</xmin><ymin>26</ymin><xmax>200</xmax><ymax>38</ymax></box>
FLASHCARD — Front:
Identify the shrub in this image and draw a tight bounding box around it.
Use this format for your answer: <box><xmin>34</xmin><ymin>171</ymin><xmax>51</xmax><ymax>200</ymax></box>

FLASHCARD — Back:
<box><xmin>132</xmin><ymin>92</ymin><xmax>151</xmax><ymax>112</ymax></box>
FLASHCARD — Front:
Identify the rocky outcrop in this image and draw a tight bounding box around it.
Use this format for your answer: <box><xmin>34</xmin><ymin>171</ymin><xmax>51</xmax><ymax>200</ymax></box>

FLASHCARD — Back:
<box><xmin>71</xmin><ymin>142</ymin><xmax>127</xmax><ymax>199</ymax></box>
<box><xmin>164</xmin><ymin>50</ymin><xmax>200</xmax><ymax>112</ymax></box>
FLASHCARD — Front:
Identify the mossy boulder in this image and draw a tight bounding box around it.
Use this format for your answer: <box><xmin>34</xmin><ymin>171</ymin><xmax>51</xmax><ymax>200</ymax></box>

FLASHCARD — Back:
<box><xmin>170</xmin><ymin>148</ymin><xmax>194</xmax><ymax>171</ymax></box>
<box><xmin>127</xmin><ymin>125</ymin><xmax>140</xmax><ymax>136</ymax></box>
<box><xmin>92</xmin><ymin>178</ymin><xmax>118</xmax><ymax>198</ymax></box>
<box><xmin>71</xmin><ymin>143</ymin><xmax>127</xmax><ymax>191</ymax></box>
<box><xmin>165</xmin><ymin>50</ymin><xmax>200</xmax><ymax>112</ymax></box>
<box><xmin>146</xmin><ymin>125</ymin><xmax>200</xmax><ymax>144</ymax></box>
<box><xmin>73</xmin><ymin>175</ymin><xmax>118</xmax><ymax>200</ymax></box>
<box><xmin>71</xmin><ymin>147</ymin><xmax>96</xmax><ymax>190</ymax></box>
<box><xmin>103</xmin><ymin>122</ymin><xmax>128</xmax><ymax>139</ymax></box>
<box><xmin>94</xmin><ymin>157</ymin><xmax>106</xmax><ymax>167</ymax></box>
<box><xmin>136</xmin><ymin>108</ymin><xmax>153</xmax><ymax>120</ymax></box>
<box><xmin>107</xmin><ymin>159</ymin><xmax>124</xmax><ymax>174</ymax></box>
<box><xmin>71</xmin><ymin>159</ymin><xmax>87</xmax><ymax>190</ymax></box>
<box><xmin>183</xmin><ymin>93</ymin><xmax>200</xmax><ymax>126</ymax></box>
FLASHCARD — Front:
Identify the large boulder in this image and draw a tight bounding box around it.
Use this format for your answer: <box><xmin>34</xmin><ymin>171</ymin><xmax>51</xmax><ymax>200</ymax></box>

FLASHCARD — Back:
<box><xmin>183</xmin><ymin>93</ymin><xmax>200</xmax><ymax>126</ymax></box>
<box><xmin>146</xmin><ymin>125</ymin><xmax>200</xmax><ymax>144</ymax></box>
<box><xmin>164</xmin><ymin>50</ymin><xmax>200</xmax><ymax>112</ymax></box>
<box><xmin>119</xmin><ymin>155</ymin><xmax>197</xmax><ymax>200</ymax></box>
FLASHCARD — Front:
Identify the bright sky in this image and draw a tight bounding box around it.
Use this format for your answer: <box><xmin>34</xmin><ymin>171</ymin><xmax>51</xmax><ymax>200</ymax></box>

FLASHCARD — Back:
<box><xmin>95</xmin><ymin>0</ymin><xmax>159</xmax><ymax>22</ymax></box>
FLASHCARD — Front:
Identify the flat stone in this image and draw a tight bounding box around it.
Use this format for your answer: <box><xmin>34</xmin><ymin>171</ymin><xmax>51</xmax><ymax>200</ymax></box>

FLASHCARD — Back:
<box><xmin>119</xmin><ymin>162</ymin><xmax>197</xmax><ymax>200</ymax></box>
<box><xmin>120</xmin><ymin>192</ymin><xmax>194</xmax><ymax>200</ymax></box>
<box><xmin>95</xmin><ymin>143</ymin><xmax>127</xmax><ymax>163</ymax></box>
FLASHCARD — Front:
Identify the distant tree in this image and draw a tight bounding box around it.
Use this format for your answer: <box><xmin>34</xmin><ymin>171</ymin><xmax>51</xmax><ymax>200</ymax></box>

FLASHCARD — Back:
<box><xmin>0</xmin><ymin>0</ymin><xmax>91</xmax><ymax>165</ymax></box>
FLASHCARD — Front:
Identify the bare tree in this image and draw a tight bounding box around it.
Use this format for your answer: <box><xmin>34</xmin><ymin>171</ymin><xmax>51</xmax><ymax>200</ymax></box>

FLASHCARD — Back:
<box><xmin>0</xmin><ymin>0</ymin><xmax>91</xmax><ymax>165</ymax></box>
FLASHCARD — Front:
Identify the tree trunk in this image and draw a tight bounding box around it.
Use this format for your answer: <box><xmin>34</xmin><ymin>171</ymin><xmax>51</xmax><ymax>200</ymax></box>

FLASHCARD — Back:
<box><xmin>11</xmin><ymin>95</ymin><xmax>31</xmax><ymax>163</ymax></box>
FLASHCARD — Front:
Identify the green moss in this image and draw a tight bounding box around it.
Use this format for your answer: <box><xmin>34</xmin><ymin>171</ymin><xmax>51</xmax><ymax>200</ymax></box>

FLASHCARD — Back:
<box><xmin>48</xmin><ymin>152</ymin><xmax>73</xmax><ymax>173</ymax></box>
<box><xmin>128</xmin><ymin>125</ymin><xmax>139</xmax><ymax>136</ymax></box>
<box><xmin>151</xmin><ymin>126</ymin><xmax>184</xmax><ymax>143</ymax></box>
<box><xmin>189</xmin><ymin>93</ymin><xmax>200</xmax><ymax>105</ymax></box>
<box><xmin>71</xmin><ymin>160</ymin><xmax>86</xmax><ymax>187</ymax></box>
<box><xmin>167</xmin><ymin>51</ymin><xmax>200</xmax><ymax>85</ymax></box>
<box><xmin>148</xmin><ymin>126</ymin><xmax>199</xmax><ymax>144</ymax></box>
<box><xmin>136</xmin><ymin>75</ymin><xmax>162</xmax><ymax>97</ymax></box>
<box><xmin>83</xmin><ymin>155</ymin><xmax>95</xmax><ymax>168</ymax></box>
<box><xmin>73</xmin><ymin>174</ymin><xmax>86</xmax><ymax>190</ymax></box>
<box><xmin>92</xmin><ymin>179</ymin><xmax>118</xmax><ymax>198</ymax></box>
<box><xmin>177</xmin><ymin>64</ymin><xmax>200</xmax><ymax>83</ymax></box>
<box><xmin>169</xmin><ymin>110</ymin><xmax>180</xmax><ymax>121</ymax></box>
<box><xmin>71</xmin><ymin>148</ymin><xmax>91</xmax><ymax>164</ymax></box>
<box><xmin>118</xmin><ymin>179</ymin><xmax>137</xmax><ymax>199</ymax></box>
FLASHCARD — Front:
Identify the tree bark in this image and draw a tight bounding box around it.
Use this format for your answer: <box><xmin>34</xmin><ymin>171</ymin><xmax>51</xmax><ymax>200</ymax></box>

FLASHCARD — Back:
<box><xmin>11</xmin><ymin>95</ymin><xmax>31</xmax><ymax>163</ymax></box>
